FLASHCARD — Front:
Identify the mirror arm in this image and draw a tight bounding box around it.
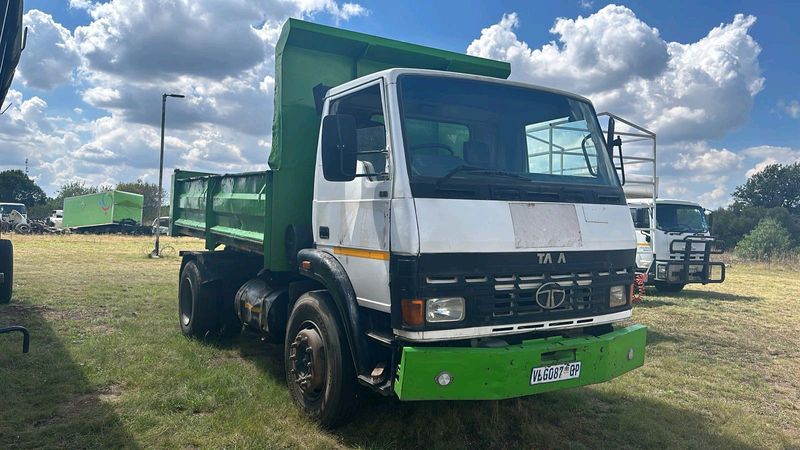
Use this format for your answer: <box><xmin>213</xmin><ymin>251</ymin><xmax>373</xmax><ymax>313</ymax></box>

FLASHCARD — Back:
<box><xmin>614</xmin><ymin>137</ymin><xmax>625</xmax><ymax>185</ymax></box>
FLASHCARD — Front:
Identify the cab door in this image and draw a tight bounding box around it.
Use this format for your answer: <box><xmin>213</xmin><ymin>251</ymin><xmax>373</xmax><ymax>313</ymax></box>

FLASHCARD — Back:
<box><xmin>313</xmin><ymin>81</ymin><xmax>392</xmax><ymax>312</ymax></box>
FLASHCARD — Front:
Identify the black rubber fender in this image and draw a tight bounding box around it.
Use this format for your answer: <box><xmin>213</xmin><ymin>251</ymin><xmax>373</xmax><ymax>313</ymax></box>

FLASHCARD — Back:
<box><xmin>296</xmin><ymin>248</ymin><xmax>368</xmax><ymax>376</ymax></box>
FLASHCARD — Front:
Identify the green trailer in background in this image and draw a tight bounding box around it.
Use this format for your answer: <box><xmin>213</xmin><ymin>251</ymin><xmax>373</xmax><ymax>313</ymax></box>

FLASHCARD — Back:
<box><xmin>63</xmin><ymin>190</ymin><xmax>144</xmax><ymax>230</ymax></box>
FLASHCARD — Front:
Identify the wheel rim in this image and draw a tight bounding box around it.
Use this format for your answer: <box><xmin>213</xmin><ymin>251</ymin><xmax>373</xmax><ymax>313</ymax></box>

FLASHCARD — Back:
<box><xmin>179</xmin><ymin>277</ymin><xmax>193</xmax><ymax>327</ymax></box>
<box><xmin>288</xmin><ymin>324</ymin><xmax>326</xmax><ymax>399</ymax></box>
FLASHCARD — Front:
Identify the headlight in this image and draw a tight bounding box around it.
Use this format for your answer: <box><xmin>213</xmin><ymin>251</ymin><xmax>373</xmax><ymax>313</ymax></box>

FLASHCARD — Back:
<box><xmin>656</xmin><ymin>263</ymin><xmax>667</xmax><ymax>279</ymax></box>
<box><xmin>609</xmin><ymin>285</ymin><xmax>627</xmax><ymax>307</ymax></box>
<box><xmin>426</xmin><ymin>297</ymin><xmax>465</xmax><ymax>322</ymax></box>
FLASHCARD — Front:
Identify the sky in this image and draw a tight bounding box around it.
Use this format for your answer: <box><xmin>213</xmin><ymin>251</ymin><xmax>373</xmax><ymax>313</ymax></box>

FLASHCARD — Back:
<box><xmin>1</xmin><ymin>0</ymin><xmax>798</xmax><ymax>208</ymax></box>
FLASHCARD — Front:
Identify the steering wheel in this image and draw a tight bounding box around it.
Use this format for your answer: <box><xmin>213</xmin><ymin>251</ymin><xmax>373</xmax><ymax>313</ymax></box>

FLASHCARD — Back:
<box><xmin>410</xmin><ymin>143</ymin><xmax>454</xmax><ymax>155</ymax></box>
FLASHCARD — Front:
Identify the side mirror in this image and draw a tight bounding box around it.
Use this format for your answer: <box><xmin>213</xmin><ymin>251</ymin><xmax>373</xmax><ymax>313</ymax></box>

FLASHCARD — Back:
<box><xmin>321</xmin><ymin>114</ymin><xmax>357</xmax><ymax>182</ymax></box>
<box><xmin>705</xmin><ymin>209</ymin><xmax>713</xmax><ymax>230</ymax></box>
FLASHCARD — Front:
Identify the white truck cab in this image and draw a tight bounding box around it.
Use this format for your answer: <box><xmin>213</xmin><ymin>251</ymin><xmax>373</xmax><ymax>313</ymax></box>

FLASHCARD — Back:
<box><xmin>0</xmin><ymin>203</ymin><xmax>27</xmax><ymax>221</ymax></box>
<box><xmin>314</xmin><ymin>69</ymin><xmax>638</xmax><ymax>339</ymax></box>
<box><xmin>629</xmin><ymin>199</ymin><xmax>724</xmax><ymax>293</ymax></box>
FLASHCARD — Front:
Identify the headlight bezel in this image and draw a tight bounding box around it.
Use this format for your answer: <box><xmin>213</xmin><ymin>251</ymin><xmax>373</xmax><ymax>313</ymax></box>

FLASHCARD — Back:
<box><xmin>609</xmin><ymin>285</ymin><xmax>627</xmax><ymax>307</ymax></box>
<box><xmin>425</xmin><ymin>297</ymin><xmax>466</xmax><ymax>323</ymax></box>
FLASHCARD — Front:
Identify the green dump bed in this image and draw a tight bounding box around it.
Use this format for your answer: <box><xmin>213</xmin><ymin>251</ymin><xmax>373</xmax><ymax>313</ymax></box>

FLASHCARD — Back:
<box><xmin>171</xmin><ymin>18</ymin><xmax>510</xmax><ymax>271</ymax></box>
<box><xmin>171</xmin><ymin>170</ymin><xmax>268</xmax><ymax>254</ymax></box>
<box><xmin>63</xmin><ymin>190</ymin><xmax>144</xmax><ymax>228</ymax></box>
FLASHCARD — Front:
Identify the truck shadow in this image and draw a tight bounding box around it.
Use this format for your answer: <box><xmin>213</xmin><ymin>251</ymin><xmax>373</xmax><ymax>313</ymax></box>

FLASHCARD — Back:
<box><xmin>0</xmin><ymin>302</ymin><xmax>139</xmax><ymax>449</ymax></box>
<box><xmin>678</xmin><ymin>289</ymin><xmax>757</xmax><ymax>302</ymax></box>
<box><xmin>637</xmin><ymin>289</ymin><xmax>757</xmax><ymax>307</ymax></box>
<box><xmin>646</xmin><ymin>330</ymin><xmax>680</xmax><ymax>346</ymax></box>
<box><xmin>336</xmin><ymin>390</ymin><xmax>759</xmax><ymax>450</ymax></box>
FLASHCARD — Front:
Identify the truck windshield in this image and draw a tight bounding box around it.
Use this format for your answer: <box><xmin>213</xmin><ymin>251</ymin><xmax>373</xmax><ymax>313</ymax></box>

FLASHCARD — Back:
<box><xmin>0</xmin><ymin>204</ymin><xmax>27</xmax><ymax>215</ymax></box>
<box><xmin>656</xmin><ymin>204</ymin><xmax>709</xmax><ymax>233</ymax></box>
<box><xmin>397</xmin><ymin>75</ymin><xmax>620</xmax><ymax>201</ymax></box>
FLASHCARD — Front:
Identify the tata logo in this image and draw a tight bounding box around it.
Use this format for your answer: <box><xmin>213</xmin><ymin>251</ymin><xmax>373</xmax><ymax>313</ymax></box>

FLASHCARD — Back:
<box><xmin>535</xmin><ymin>282</ymin><xmax>567</xmax><ymax>310</ymax></box>
<box><xmin>537</xmin><ymin>252</ymin><xmax>567</xmax><ymax>264</ymax></box>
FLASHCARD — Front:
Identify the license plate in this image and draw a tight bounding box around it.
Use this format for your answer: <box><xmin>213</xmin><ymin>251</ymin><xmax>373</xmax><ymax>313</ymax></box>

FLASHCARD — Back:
<box><xmin>530</xmin><ymin>362</ymin><xmax>581</xmax><ymax>385</ymax></box>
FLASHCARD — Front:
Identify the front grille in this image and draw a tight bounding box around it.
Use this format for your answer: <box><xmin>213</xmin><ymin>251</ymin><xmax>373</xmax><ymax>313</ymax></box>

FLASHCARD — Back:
<box><xmin>391</xmin><ymin>249</ymin><xmax>638</xmax><ymax>331</ymax></box>
<box><xmin>421</xmin><ymin>268</ymin><xmax>632</xmax><ymax>325</ymax></box>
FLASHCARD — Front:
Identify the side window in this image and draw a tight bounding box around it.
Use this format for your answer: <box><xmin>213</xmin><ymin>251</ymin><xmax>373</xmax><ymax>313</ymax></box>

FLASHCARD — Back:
<box><xmin>329</xmin><ymin>85</ymin><xmax>387</xmax><ymax>180</ymax></box>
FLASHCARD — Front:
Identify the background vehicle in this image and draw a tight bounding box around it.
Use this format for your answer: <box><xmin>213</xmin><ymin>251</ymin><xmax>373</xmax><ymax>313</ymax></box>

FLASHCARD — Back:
<box><xmin>151</xmin><ymin>216</ymin><xmax>170</xmax><ymax>236</ymax></box>
<box><xmin>629</xmin><ymin>199</ymin><xmax>724</xmax><ymax>292</ymax></box>
<box><xmin>0</xmin><ymin>0</ymin><xmax>26</xmax><ymax>304</ymax></box>
<box><xmin>0</xmin><ymin>203</ymin><xmax>30</xmax><ymax>233</ymax></box>
<box><xmin>171</xmin><ymin>19</ymin><xmax>647</xmax><ymax>427</ymax></box>
<box><xmin>63</xmin><ymin>190</ymin><xmax>144</xmax><ymax>233</ymax></box>
<box><xmin>606</xmin><ymin>113</ymin><xmax>725</xmax><ymax>293</ymax></box>
<box><xmin>48</xmin><ymin>209</ymin><xmax>63</xmax><ymax>229</ymax></box>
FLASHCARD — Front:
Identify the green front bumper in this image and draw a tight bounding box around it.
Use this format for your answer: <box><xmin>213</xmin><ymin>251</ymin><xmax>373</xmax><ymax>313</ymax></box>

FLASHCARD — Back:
<box><xmin>394</xmin><ymin>324</ymin><xmax>647</xmax><ymax>401</ymax></box>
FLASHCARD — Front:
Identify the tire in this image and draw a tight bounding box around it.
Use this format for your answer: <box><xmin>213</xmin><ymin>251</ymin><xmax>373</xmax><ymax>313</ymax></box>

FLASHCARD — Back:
<box><xmin>0</xmin><ymin>239</ymin><xmax>12</xmax><ymax>304</ymax></box>
<box><xmin>654</xmin><ymin>282</ymin><xmax>685</xmax><ymax>293</ymax></box>
<box><xmin>285</xmin><ymin>291</ymin><xmax>356</xmax><ymax>428</ymax></box>
<box><xmin>178</xmin><ymin>261</ymin><xmax>219</xmax><ymax>337</ymax></box>
<box><xmin>14</xmin><ymin>223</ymin><xmax>30</xmax><ymax>234</ymax></box>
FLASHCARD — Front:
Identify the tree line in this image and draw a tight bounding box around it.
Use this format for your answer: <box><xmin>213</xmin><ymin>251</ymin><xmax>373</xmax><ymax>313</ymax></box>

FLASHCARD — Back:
<box><xmin>712</xmin><ymin>162</ymin><xmax>800</xmax><ymax>262</ymax></box>
<box><xmin>0</xmin><ymin>170</ymin><xmax>166</xmax><ymax>223</ymax></box>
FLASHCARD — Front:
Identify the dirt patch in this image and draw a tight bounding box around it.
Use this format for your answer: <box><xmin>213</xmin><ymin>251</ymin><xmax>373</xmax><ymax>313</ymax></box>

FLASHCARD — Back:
<box><xmin>0</xmin><ymin>303</ymin><xmax>48</xmax><ymax>322</ymax></box>
<box><xmin>98</xmin><ymin>383</ymin><xmax>123</xmax><ymax>404</ymax></box>
<box><xmin>1</xmin><ymin>303</ymin><xmax>112</xmax><ymax>323</ymax></box>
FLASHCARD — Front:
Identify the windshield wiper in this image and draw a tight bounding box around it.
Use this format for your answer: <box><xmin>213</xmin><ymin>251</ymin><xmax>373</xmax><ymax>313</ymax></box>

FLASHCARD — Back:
<box><xmin>435</xmin><ymin>165</ymin><xmax>531</xmax><ymax>189</ymax></box>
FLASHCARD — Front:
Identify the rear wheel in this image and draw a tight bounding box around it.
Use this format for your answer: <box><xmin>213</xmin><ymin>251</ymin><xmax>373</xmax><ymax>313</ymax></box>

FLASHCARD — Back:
<box><xmin>178</xmin><ymin>261</ymin><xmax>219</xmax><ymax>337</ymax></box>
<box><xmin>285</xmin><ymin>291</ymin><xmax>356</xmax><ymax>428</ymax></box>
<box><xmin>654</xmin><ymin>282</ymin><xmax>685</xmax><ymax>293</ymax></box>
<box><xmin>0</xmin><ymin>239</ymin><xmax>13</xmax><ymax>304</ymax></box>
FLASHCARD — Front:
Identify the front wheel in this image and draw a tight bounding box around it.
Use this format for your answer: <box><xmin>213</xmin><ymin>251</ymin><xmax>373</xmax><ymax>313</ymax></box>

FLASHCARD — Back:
<box><xmin>654</xmin><ymin>282</ymin><xmax>685</xmax><ymax>293</ymax></box>
<box><xmin>285</xmin><ymin>291</ymin><xmax>356</xmax><ymax>428</ymax></box>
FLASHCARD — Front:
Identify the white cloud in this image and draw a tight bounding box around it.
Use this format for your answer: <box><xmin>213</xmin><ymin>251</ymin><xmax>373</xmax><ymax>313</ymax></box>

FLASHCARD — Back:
<box><xmin>777</xmin><ymin>99</ymin><xmax>800</xmax><ymax>119</ymax></box>
<box><xmin>17</xmin><ymin>10</ymin><xmax>82</xmax><ymax>90</ymax></box>
<box><xmin>741</xmin><ymin>145</ymin><xmax>800</xmax><ymax>177</ymax></box>
<box><xmin>671</xmin><ymin>144</ymin><xmax>742</xmax><ymax>173</ymax></box>
<box><xmin>68</xmin><ymin>0</ymin><xmax>96</xmax><ymax>10</ymax></box>
<box><xmin>468</xmin><ymin>5</ymin><xmax>765</xmax><ymax>208</ymax></box>
<box><xmin>467</xmin><ymin>6</ymin><xmax>763</xmax><ymax>144</ymax></box>
<box><xmin>3</xmin><ymin>0</ymin><xmax>367</xmax><ymax>195</ymax></box>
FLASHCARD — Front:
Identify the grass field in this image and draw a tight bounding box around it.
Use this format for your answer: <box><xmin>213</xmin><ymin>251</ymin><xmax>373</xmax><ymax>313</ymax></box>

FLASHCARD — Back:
<box><xmin>1</xmin><ymin>234</ymin><xmax>799</xmax><ymax>449</ymax></box>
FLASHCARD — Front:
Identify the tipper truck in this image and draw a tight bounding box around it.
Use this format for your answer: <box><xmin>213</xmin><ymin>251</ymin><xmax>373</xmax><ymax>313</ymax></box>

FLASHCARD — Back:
<box><xmin>171</xmin><ymin>19</ymin><xmax>647</xmax><ymax>426</ymax></box>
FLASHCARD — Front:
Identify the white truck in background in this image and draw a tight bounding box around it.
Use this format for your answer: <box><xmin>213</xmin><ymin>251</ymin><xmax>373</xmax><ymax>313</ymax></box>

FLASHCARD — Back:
<box><xmin>602</xmin><ymin>113</ymin><xmax>725</xmax><ymax>293</ymax></box>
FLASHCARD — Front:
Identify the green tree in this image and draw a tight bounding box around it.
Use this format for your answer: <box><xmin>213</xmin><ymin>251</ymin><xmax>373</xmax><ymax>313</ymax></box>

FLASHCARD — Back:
<box><xmin>711</xmin><ymin>205</ymin><xmax>800</xmax><ymax>250</ymax></box>
<box><xmin>116</xmin><ymin>179</ymin><xmax>164</xmax><ymax>223</ymax></box>
<box><xmin>0</xmin><ymin>169</ymin><xmax>47</xmax><ymax>206</ymax></box>
<box><xmin>735</xmin><ymin>218</ymin><xmax>793</xmax><ymax>263</ymax></box>
<box><xmin>28</xmin><ymin>181</ymin><xmax>104</xmax><ymax>219</ymax></box>
<box><xmin>56</xmin><ymin>181</ymin><xmax>99</xmax><ymax>201</ymax></box>
<box><xmin>733</xmin><ymin>163</ymin><xmax>800</xmax><ymax>213</ymax></box>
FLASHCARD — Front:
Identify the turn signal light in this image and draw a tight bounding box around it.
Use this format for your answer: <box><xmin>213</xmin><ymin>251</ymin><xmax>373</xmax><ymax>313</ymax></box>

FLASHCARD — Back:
<box><xmin>401</xmin><ymin>299</ymin><xmax>425</xmax><ymax>327</ymax></box>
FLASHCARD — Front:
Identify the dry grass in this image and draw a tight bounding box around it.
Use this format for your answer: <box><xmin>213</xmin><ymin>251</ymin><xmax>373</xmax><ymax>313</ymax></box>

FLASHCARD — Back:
<box><xmin>1</xmin><ymin>234</ymin><xmax>799</xmax><ymax>449</ymax></box>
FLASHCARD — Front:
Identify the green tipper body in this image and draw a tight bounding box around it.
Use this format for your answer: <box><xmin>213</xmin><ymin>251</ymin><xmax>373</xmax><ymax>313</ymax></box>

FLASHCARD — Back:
<box><xmin>62</xmin><ymin>190</ymin><xmax>144</xmax><ymax>228</ymax></box>
<box><xmin>394</xmin><ymin>324</ymin><xmax>647</xmax><ymax>401</ymax></box>
<box><xmin>170</xmin><ymin>19</ymin><xmax>510</xmax><ymax>271</ymax></box>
